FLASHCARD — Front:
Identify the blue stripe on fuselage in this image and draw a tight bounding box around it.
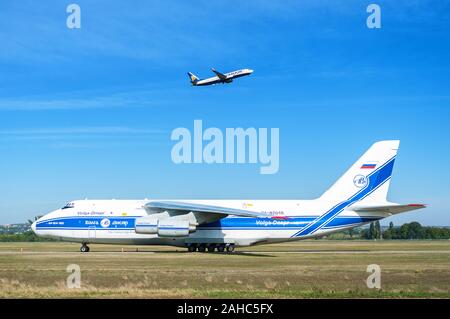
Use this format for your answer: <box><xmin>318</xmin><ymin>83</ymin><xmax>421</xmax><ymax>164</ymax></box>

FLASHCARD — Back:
<box><xmin>35</xmin><ymin>215</ymin><xmax>381</xmax><ymax>231</ymax></box>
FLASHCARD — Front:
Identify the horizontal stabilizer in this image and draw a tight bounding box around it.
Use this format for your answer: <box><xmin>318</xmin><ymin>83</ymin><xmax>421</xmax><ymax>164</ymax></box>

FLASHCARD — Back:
<box><xmin>351</xmin><ymin>203</ymin><xmax>426</xmax><ymax>215</ymax></box>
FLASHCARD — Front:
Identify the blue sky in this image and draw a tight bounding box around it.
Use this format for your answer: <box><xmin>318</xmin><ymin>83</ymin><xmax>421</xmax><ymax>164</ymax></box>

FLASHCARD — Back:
<box><xmin>0</xmin><ymin>1</ymin><xmax>449</xmax><ymax>225</ymax></box>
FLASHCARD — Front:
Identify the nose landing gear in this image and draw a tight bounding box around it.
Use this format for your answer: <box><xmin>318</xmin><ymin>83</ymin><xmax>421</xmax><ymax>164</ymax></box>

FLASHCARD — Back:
<box><xmin>80</xmin><ymin>243</ymin><xmax>90</xmax><ymax>253</ymax></box>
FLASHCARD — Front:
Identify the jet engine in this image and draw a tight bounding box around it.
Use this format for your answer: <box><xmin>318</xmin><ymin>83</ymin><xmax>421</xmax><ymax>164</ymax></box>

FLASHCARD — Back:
<box><xmin>135</xmin><ymin>216</ymin><xmax>196</xmax><ymax>237</ymax></box>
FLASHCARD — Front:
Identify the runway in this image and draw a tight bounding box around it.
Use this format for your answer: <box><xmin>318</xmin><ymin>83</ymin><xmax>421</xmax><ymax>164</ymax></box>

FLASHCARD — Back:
<box><xmin>0</xmin><ymin>249</ymin><xmax>449</xmax><ymax>255</ymax></box>
<box><xmin>0</xmin><ymin>241</ymin><xmax>449</xmax><ymax>298</ymax></box>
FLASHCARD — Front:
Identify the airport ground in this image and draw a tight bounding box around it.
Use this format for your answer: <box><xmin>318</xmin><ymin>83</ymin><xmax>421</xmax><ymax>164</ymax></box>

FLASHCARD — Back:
<box><xmin>0</xmin><ymin>240</ymin><xmax>449</xmax><ymax>298</ymax></box>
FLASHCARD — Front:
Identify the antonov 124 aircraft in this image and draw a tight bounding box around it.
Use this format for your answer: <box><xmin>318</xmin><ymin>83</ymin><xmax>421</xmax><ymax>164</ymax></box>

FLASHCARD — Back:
<box><xmin>32</xmin><ymin>140</ymin><xmax>425</xmax><ymax>253</ymax></box>
<box><xmin>188</xmin><ymin>68</ymin><xmax>253</xmax><ymax>86</ymax></box>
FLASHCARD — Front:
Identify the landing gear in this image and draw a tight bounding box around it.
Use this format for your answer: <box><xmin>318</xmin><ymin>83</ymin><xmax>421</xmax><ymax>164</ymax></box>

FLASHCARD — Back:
<box><xmin>186</xmin><ymin>243</ymin><xmax>235</xmax><ymax>253</ymax></box>
<box><xmin>226</xmin><ymin>244</ymin><xmax>235</xmax><ymax>253</ymax></box>
<box><xmin>80</xmin><ymin>243</ymin><xmax>90</xmax><ymax>253</ymax></box>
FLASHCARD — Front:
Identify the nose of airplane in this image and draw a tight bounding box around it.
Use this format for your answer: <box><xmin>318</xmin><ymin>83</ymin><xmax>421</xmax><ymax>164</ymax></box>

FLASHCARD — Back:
<box><xmin>31</xmin><ymin>221</ymin><xmax>37</xmax><ymax>234</ymax></box>
<box><xmin>248</xmin><ymin>69</ymin><xmax>254</xmax><ymax>73</ymax></box>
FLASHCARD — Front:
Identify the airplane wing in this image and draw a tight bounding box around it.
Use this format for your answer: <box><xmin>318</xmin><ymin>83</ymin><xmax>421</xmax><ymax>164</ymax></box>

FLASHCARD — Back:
<box><xmin>351</xmin><ymin>203</ymin><xmax>426</xmax><ymax>215</ymax></box>
<box><xmin>211</xmin><ymin>68</ymin><xmax>227</xmax><ymax>81</ymax></box>
<box><xmin>144</xmin><ymin>200</ymin><xmax>269</xmax><ymax>218</ymax></box>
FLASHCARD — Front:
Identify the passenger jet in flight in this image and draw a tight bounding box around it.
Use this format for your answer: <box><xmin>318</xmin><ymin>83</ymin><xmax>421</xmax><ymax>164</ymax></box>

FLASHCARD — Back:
<box><xmin>188</xmin><ymin>68</ymin><xmax>253</xmax><ymax>86</ymax></box>
<box><xmin>32</xmin><ymin>140</ymin><xmax>425</xmax><ymax>253</ymax></box>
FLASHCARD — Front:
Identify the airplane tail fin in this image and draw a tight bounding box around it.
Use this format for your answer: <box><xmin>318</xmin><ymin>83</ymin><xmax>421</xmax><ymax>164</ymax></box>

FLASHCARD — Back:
<box><xmin>187</xmin><ymin>72</ymin><xmax>199</xmax><ymax>85</ymax></box>
<box><xmin>319</xmin><ymin>140</ymin><xmax>400</xmax><ymax>204</ymax></box>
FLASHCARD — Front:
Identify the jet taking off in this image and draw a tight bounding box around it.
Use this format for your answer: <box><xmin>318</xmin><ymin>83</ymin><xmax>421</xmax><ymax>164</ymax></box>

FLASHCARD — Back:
<box><xmin>188</xmin><ymin>68</ymin><xmax>253</xmax><ymax>86</ymax></box>
<box><xmin>32</xmin><ymin>140</ymin><xmax>425</xmax><ymax>253</ymax></box>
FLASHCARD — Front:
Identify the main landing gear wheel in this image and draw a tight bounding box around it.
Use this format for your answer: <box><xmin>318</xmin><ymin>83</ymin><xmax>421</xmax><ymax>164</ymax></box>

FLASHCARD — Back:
<box><xmin>187</xmin><ymin>243</ymin><xmax>233</xmax><ymax>253</ymax></box>
<box><xmin>226</xmin><ymin>244</ymin><xmax>235</xmax><ymax>253</ymax></box>
<box><xmin>80</xmin><ymin>244</ymin><xmax>90</xmax><ymax>253</ymax></box>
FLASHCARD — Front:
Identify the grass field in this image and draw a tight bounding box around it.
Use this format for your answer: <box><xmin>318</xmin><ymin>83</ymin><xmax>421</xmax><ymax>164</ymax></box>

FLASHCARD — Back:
<box><xmin>0</xmin><ymin>240</ymin><xmax>449</xmax><ymax>298</ymax></box>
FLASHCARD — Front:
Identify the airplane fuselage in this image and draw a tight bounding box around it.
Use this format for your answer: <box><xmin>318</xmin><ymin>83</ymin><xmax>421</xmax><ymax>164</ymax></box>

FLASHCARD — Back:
<box><xmin>32</xmin><ymin>198</ymin><xmax>385</xmax><ymax>247</ymax></box>
<box><xmin>193</xmin><ymin>69</ymin><xmax>253</xmax><ymax>86</ymax></box>
<box><xmin>31</xmin><ymin>140</ymin><xmax>424</xmax><ymax>252</ymax></box>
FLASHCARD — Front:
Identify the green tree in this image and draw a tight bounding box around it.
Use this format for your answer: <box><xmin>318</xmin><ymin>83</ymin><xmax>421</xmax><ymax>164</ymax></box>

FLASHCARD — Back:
<box><xmin>407</xmin><ymin>222</ymin><xmax>424</xmax><ymax>239</ymax></box>
<box><xmin>374</xmin><ymin>221</ymin><xmax>382</xmax><ymax>239</ymax></box>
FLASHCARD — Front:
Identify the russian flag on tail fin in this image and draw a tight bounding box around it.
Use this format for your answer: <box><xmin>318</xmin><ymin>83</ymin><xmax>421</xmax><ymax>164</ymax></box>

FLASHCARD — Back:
<box><xmin>361</xmin><ymin>163</ymin><xmax>377</xmax><ymax>169</ymax></box>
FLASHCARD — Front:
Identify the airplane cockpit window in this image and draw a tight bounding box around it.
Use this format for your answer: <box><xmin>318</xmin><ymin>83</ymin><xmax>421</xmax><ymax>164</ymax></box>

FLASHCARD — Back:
<box><xmin>62</xmin><ymin>202</ymin><xmax>75</xmax><ymax>209</ymax></box>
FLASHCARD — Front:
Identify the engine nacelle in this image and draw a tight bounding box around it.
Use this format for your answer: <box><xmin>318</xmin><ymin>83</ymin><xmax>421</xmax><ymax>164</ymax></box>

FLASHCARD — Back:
<box><xmin>135</xmin><ymin>216</ymin><xmax>195</xmax><ymax>237</ymax></box>
<box><xmin>157</xmin><ymin>219</ymin><xmax>192</xmax><ymax>237</ymax></box>
<box><xmin>135</xmin><ymin>216</ymin><xmax>159</xmax><ymax>234</ymax></box>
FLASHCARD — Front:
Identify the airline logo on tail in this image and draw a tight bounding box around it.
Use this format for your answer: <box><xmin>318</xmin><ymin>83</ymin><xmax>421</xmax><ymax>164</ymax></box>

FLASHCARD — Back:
<box><xmin>353</xmin><ymin>175</ymin><xmax>368</xmax><ymax>188</ymax></box>
<box><xmin>187</xmin><ymin>72</ymin><xmax>199</xmax><ymax>85</ymax></box>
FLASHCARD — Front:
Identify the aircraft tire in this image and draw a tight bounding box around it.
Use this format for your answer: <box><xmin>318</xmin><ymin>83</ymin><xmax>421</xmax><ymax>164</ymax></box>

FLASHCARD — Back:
<box><xmin>226</xmin><ymin>244</ymin><xmax>235</xmax><ymax>253</ymax></box>
<box><xmin>197</xmin><ymin>244</ymin><xmax>206</xmax><ymax>252</ymax></box>
<box><xmin>187</xmin><ymin>244</ymin><xmax>197</xmax><ymax>252</ymax></box>
<box><xmin>80</xmin><ymin>244</ymin><xmax>89</xmax><ymax>253</ymax></box>
<box><xmin>207</xmin><ymin>244</ymin><xmax>216</xmax><ymax>252</ymax></box>
<box><xmin>217</xmin><ymin>244</ymin><xmax>225</xmax><ymax>252</ymax></box>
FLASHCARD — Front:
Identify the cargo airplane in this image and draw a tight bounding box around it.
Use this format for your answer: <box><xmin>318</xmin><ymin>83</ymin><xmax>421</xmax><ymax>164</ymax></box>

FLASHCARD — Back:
<box><xmin>32</xmin><ymin>140</ymin><xmax>425</xmax><ymax>253</ymax></box>
<box><xmin>188</xmin><ymin>68</ymin><xmax>253</xmax><ymax>86</ymax></box>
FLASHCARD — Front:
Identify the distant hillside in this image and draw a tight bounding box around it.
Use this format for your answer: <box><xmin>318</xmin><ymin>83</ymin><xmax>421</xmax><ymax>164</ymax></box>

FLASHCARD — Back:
<box><xmin>0</xmin><ymin>223</ymin><xmax>55</xmax><ymax>242</ymax></box>
<box><xmin>0</xmin><ymin>223</ymin><xmax>30</xmax><ymax>235</ymax></box>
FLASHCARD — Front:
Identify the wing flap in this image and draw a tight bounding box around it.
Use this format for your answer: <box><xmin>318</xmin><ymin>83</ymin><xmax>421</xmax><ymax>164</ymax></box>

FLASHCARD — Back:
<box><xmin>145</xmin><ymin>200</ymin><xmax>270</xmax><ymax>218</ymax></box>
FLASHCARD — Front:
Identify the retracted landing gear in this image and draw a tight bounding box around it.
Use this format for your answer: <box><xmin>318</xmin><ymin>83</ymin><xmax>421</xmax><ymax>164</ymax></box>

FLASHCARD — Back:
<box><xmin>80</xmin><ymin>243</ymin><xmax>90</xmax><ymax>253</ymax></box>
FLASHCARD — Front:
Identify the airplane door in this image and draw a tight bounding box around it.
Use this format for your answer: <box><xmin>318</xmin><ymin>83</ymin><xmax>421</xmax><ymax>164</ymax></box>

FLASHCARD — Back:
<box><xmin>88</xmin><ymin>226</ymin><xmax>96</xmax><ymax>240</ymax></box>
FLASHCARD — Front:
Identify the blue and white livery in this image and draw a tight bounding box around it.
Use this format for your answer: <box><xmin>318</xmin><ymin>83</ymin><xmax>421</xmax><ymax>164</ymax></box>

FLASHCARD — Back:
<box><xmin>187</xmin><ymin>68</ymin><xmax>253</xmax><ymax>86</ymax></box>
<box><xmin>32</xmin><ymin>140</ymin><xmax>425</xmax><ymax>253</ymax></box>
